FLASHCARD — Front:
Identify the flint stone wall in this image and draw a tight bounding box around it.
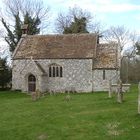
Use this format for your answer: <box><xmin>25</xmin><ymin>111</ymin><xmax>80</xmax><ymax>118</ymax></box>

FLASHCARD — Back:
<box><xmin>12</xmin><ymin>59</ymin><xmax>118</xmax><ymax>93</ymax></box>
<box><xmin>12</xmin><ymin>59</ymin><xmax>92</xmax><ymax>93</ymax></box>
<box><xmin>93</xmin><ymin>69</ymin><xmax>118</xmax><ymax>91</ymax></box>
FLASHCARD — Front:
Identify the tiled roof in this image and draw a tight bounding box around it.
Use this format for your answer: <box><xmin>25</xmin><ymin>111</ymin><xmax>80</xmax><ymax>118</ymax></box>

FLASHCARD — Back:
<box><xmin>12</xmin><ymin>34</ymin><xmax>119</xmax><ymax>69</ymax></box>
<box><xmin>94</xmin><ymin>43</ymin><xmax>118</xmax><ymax>69</ymax></box>
<box><xmin>13</xmin><ymin>34</ymin><xmax>97</xmax><ymax>59</ymax></box>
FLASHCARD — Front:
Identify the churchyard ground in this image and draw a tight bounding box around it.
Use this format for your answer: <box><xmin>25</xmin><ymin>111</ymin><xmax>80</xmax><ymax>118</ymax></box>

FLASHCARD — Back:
<box><xmin>0</xmin><ymin>84</ymin><xmax>140</xmax><ymax>140</ymax></box>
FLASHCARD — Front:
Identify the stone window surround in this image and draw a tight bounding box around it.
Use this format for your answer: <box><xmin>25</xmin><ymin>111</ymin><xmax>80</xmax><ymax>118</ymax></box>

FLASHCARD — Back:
<box><xmin>49</xmin><ymin>64</ymin><xmax>63</xmax><ymax>77</ymax></box>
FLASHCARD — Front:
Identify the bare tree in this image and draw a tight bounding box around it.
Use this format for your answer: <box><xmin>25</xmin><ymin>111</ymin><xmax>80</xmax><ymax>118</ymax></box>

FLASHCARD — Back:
<box><xmin>104</xmin><ymin>26</ymin><xmax>131</xmax><ymax>102</ymax></box>
<box><xmin>103</xmin><ymin>26</ymin><xmax>131</xmax><ymax>51</ymax></box>
<box><xmin>0</xmin><ymin>0</ymin><xmax>50</xmax><ymax>33</ymax></box>
<box><xmin>55</xmin><ymin>6</ymin><xmax>101</xmax><ymax>34</ymax></box>
<box><xmin>104</xmin><ymin>26</ymin><xmax>140</xmax><ymax>102</ymax></box>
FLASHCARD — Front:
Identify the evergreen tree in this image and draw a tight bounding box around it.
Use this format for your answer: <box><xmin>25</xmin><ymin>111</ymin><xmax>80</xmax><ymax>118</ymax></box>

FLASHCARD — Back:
<box><xmin>24</xmin><ymin>12</ymin><xmax>41</xmax><ymax>35</ymax></box>
<box><xmin>1</xmin><ymin>12</ymin><xmax>41</xmax><ymax>53</ymax></box>
<box><xmin>14</xmin><ymin>13</ymin><xmax>22</xmax><ymax>42</ymax></box>
<box><xmin>0</xmin><ymin>58</ymin><xmax>11</xmax><ymax>89</ymax></box>
<box><xmin>1</xmin><ymin>0</ymin><xmax>49</xmax><ymax>53</ymax></box>
<box><xmin>56</xmin><ymin>6</ymin><xmax>101</xmax><ymax>34</ymax></box>
<box><xmin>135</xmin><ymin>42</ymin><xmax>140</xmax><ymax>55</ymax></box>
<box><xmin>2</xmin><ymin>18</ymin><xmax>17</xmax><ymax>52</ymax></box>
<box><xmin>63</xmin><ymin>16</ymin><xmax>89</xmax><ymax>34</ymax></box>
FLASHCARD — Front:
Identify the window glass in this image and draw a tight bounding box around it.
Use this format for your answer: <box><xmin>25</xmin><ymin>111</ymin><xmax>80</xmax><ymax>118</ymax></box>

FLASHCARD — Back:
<box><xmin>49</xmin><ymin>65</ymin><xmax>63</xmax><ymax>78</ymax></box>
<box><xmin>103</xmin><ymin>70</ymin><xmax>105</xmax><ymax>80</ymax></box>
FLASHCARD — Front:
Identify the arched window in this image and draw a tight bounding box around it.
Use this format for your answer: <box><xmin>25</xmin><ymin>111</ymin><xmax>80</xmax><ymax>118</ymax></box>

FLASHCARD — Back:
<box><xmin>49</xmin><ymin>64</ymin><xmax>63</xmax><ymax>77</ymax></box>
<box><xmin>60</xmin><ymin>66</ymin><xmax>62</xmax><ymax>77</ymax></box>
<box><xmin>103</xmin><ymin>69</ymin><xmax>105</xmax><ymax>80</ymax></box>
<box><xmin>28</xmin><ymin>74</ymin><xmax>36</xmax><ymax>92</ymax></box>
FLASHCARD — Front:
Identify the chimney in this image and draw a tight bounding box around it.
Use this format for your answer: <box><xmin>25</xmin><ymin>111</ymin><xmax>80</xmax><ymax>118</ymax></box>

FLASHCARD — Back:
<box><xmin>21</xmin><ymin>24</ymin><xmax>28</xmax><ymax>35</ymax></box>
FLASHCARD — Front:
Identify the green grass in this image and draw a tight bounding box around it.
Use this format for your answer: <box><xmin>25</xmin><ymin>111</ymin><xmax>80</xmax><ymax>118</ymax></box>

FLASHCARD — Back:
<box><xmin>0</xmin><ymin>85</ymin><xmax>140</xmax><ymax>140</ymax></box>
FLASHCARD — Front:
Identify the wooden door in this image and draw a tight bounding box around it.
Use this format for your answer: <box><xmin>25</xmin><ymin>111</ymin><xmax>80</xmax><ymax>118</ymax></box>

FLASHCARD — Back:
<box><xmin>28</xmin><ymin>74</ymin><xmax>36</xmax><ymax>92</ymax></box>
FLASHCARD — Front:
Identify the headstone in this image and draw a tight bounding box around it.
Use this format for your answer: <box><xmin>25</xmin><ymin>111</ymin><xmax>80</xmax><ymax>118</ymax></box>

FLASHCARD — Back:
<box><xmin>31</xmin><ymin>92</ymin><xmax>37</xmax><ymax>101</ymax></box>
<box><xmin>117</xmin><ymin>79</ymin><xmax>123</xmax><ymax>103</ymax></box>
<box><xmin>108</xmin><ymin>80</ymin><xmax>112</xmax><ymax>98</ymax></box>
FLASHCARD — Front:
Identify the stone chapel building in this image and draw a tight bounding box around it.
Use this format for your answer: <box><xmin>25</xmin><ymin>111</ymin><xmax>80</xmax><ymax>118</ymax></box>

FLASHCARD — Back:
<box><xmin>12</xmin><ymin>33</ymin><xmax>119</xmax><ymax>93</ymax></box>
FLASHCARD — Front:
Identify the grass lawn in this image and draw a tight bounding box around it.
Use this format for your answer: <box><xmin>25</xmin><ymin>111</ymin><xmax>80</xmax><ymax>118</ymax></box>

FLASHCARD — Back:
<box><xmin>0</xmin><ymin>85</ymin><xmax>140</xmax><ymax>140</ymax></box>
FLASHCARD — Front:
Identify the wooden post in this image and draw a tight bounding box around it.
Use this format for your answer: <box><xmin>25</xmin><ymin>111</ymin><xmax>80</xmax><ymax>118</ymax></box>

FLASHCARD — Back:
<box><xmin>138</xmin><ymin>82</ymin><xmax>140</xmax><ymax>114</ymax></box>
<box><xmin>108</xmin><ymin>80</ymin><xmax>112</xmax><ymax>98</ymax></box>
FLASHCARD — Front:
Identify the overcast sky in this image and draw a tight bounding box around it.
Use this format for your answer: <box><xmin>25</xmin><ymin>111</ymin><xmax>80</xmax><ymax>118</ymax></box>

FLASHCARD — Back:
<box><xmin>0</xmin><ymin>0</ymin><xmax>140</xmax><ymax>34</ymax></box>
<box><xmin>44</xmin><ymin>0</ymin><xmax>140</xmax><ymax>34</ymax></box>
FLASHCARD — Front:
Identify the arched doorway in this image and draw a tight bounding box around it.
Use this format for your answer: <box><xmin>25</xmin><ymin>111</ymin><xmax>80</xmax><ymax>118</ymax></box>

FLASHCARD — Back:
<box><xmin>28</xmin><ymin>74</ymin><xmax>36</xmax><ymax>92</ymax></box>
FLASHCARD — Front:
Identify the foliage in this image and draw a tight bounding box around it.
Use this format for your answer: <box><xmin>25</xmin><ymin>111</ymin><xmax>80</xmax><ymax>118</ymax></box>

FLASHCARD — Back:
<box><xmin>23</xmin><ymin>12</ymin><xmax>41</xmax><ymax>35</ymax></box>
<box><xmin>2</xmin><ymin>18</ymin><xmax>17</xmax><ymax>52</ymax></box>
<box><xmin>135</xmin><ymin>42</ymin><xmax>140</xmax><ymax>55</ymax></box>
<box><xmin>121</xmin><ymin>56</ymin><xmax>140</xmax><ymax>83</ymax></box>
<box><xmin>1</xmin><ymin>12</ymin><xmax>41</xmax><ymax>52</ymax></box>
<box><xmin>1</xmin><ymin>0</ymin><xmax>49</xmax><ymax>53</ymax></box>
<box><xmin>63</xmin><ymin>16</ymin><xmax>89</xmax><ymax>34</ymax></box>
<box><xmin>56</xmin><ymin>6</ymin><xmax>101</xmax><ymax>34</ymax></box>
<box><xmin>0</xmin><ymin>58</ymin><xmax>11</xmax><ymax>89</ymax></box>
<box><xmin>0</xmin><ymin>85</ymin><xmax>140</xmax><ymax>140</ymax></box>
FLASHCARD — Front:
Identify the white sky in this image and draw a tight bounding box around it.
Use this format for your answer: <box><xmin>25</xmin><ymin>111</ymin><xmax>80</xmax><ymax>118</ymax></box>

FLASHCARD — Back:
<box><xmin>44</xmin><ymin>0</ymin><xmax>140</xmax><ymax>34</ymax></box>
